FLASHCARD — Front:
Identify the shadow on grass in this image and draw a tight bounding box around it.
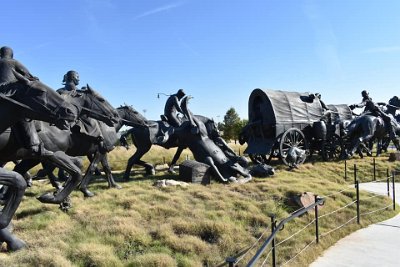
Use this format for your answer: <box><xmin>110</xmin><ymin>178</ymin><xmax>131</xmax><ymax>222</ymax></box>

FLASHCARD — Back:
<box><xmin>80</xmin><ymin>169</ymin><xmax>181</xmax><ymax>190</ymax></box>
<box><xmin>16</xmin><ymin>207</ymin><xmax>46</xmax><ymax>219</ymax></box>
<box><xmin>24</xmin><ymin>191</ymin><xmax>38</xmax><ymax>197</ymax></box>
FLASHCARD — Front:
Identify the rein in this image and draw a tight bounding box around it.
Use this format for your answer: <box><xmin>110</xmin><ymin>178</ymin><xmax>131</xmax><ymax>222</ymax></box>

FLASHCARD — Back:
<box><xmin>81</xmin><ymin>106</ymin><xmax>115</xmax><ymax>123</ymax></box>
<box><xmin>119</xmin><ymin>118</ymin><xmax>148</xmax><ymax>127</ymax></box>
<box><xmin>0</xmin><ymin>93</ymin><xmax>60</xmax><ymax>121</ymax></box>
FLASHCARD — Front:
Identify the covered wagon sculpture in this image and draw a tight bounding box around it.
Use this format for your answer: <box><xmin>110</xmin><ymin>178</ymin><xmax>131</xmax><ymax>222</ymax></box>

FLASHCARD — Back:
<box><xmin>239</xmin><ymin>89</ymin><xmax>352</xmax><ymax>166</ymax></box>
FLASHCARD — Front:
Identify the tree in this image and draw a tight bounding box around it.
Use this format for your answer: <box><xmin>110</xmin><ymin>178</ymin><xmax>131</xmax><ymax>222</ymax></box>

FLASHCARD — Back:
<box><xmin>222</xmin><ymin>107</ymin><xmax>241</xmax><ymax>141</ymax></box>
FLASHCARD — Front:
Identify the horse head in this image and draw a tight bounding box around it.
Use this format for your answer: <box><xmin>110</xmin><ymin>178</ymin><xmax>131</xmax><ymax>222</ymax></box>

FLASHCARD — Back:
<box><xmin>202</xmin><ymin>117</ymin><xmax>219</xmax><ymax>138</ymax></box>
<box><xmin>9</xmin><ymin>80</ymin><xmax>78</xmax><ymax>130</ymax></box>
<box><xmin>388</xmin><ymin>96</ymin><xmax>400</xmax><ymax>117</ymax></box>
<box><xmin>116</xmin><ymin>105</ymin><xmax>148</xmax><ymax>127</ymax></box>
<box><xmin>389</xmin><ymin>96</ymin><xmax>400</xmax><ymax>107</ymax></box>
<box><xmin>68</xmin><ymin>84</ymin><xmax>119</xmax><ymax>127</ymax></box>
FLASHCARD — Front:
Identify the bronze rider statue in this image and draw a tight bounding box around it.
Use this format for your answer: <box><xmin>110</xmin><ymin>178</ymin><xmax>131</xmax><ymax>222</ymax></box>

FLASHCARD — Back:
<box><xmin>0</xmin><ymin>46</ymin><xmax>51</xmax><ymax>156</ymax></box>
<box><xmin>350</xmin><ymin>90</ymin><xmax>399</xmax><ymax>148</ymax></box>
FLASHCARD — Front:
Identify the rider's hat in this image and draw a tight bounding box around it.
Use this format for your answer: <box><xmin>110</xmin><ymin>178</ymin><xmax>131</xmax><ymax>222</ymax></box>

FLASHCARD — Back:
<box><xmin>0</xmin><ymin>46</ymin><xmax>13</xmax><ymax>58</ymax></box>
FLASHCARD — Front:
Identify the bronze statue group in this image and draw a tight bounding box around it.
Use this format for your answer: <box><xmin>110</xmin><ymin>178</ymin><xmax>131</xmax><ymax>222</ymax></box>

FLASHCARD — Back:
<box><xmin>0</xmin><ymin>45</ymin><xmax>399</xmax><ymax>251</ymax></box>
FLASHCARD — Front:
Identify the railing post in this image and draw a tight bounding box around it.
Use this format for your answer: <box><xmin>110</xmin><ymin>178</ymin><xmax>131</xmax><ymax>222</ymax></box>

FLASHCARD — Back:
<box><xmin>314</xmin><ymin>195</ymin><xmax>319</xmax><ymax>244</ymax></box>
<box><xmin>344</xmin><ymin>160</ymin><xmax>347</xmax><ymax>180</ymax></box>
<box><xmin>387</xmin><ymin>169</ymin><xmax>390</xmax><ymax>197</ymax></box>
<box><xmin>373</xmin><ymin>158</ymin><xmax>376</xmax><ymax>181</ymax></box>
<box><xmin>354</xmin><ymin>164</ymin><xmax>357</xmax><ymax>185</ymax></box>
<box><xmin>356</xmin><ymin>180</ymin><xmax>360</xmax><ymax>224</ymax></box>
<box><xmin>271</xmin><ymin>215</ymin><xmax>277</xmax><ymax>267</ymax></box>
<box><xmin>392</xmin><ymin>171</ymin><xmax>396</xmax><ymax>211</ymax></box>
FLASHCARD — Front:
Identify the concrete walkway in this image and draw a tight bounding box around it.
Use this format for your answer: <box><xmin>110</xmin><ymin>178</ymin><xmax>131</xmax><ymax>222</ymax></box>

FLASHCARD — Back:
<box><xmin>310</xmin><ymin>182</ymin><xmax>400</xmax><ymax>267</ymax></box>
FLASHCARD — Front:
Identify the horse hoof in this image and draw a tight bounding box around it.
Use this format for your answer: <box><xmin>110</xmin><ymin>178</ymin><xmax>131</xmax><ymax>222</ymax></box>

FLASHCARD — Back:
<box><xmin>7</xmin><ymin>237</ymin><xmax>27</xmax><ymax>251</ymax></box>
<box><xmin>26</xmin><ymin>179</ymin><xmax>33</xmax><ymax>188</ymax></box>
<box><xmin>168</xmin><ymin>168</ymin><xmax>176</xmax><ymax>174</ymax></box>
<box><xmin>37</xmin><ymin>193</ymin><xmax>57</xmax><ymax>204</ymax></box>
<box><xmin>80</xmin><ymin>188</ymin><xmax>95</xmax><ymax>198</ymax></box>
<box><xmin>112</xmin><ymin>184</ymin><xmax>122</xmax><ymax>189</ymax></box>
<box><xmin>228</xmin><ymin>177</ymin><xmax>238</xmax><ymax>183</ymax></box>
<box><xmin>146</xmin><ymin>169</ymin><xmax>155</xmax><ymax>176</ymax></box>
<box><xmin>123</xmin><ymin>173</ymin><xmax>130</xmax><ymax>181</ymax></box>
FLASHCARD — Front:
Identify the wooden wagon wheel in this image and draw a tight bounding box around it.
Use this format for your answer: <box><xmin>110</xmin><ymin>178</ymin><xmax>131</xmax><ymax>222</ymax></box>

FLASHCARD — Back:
<box><xmin>322</xmin><ymin>134</ymin><xmax>343</xmax><ymax>160</ymax></box>
<box><xmin>279</xmin><ymin>128</ymin><xmax>308</xmax><ymax>166</ymax></box>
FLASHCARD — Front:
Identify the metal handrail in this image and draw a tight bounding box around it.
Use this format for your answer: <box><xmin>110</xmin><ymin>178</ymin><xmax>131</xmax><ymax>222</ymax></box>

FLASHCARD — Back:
<box><xmin>246</xmin><ymin>197</ymin><xmax>325</xmax><ymax>267</ymax></box>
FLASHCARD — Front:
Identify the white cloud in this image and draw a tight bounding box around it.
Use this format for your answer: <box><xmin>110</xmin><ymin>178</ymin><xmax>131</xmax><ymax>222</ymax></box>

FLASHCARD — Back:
<box><xmin>134</xmin><ymin>2</ymin><xmax>183</xmax><ymax>20</ymax></box>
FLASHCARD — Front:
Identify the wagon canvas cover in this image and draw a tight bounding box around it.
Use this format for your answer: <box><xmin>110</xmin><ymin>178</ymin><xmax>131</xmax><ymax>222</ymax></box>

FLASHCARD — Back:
<box><xmin>326</xmin><ymin>104</ymin><xmax>353</xmax><ymax>121</ymax></box>
<box><xmin>248</xmin><ymin>88</ymin><xmax>323</xmax><ymax>127</ymax></box>
<box><xmin>244</xmin><ymin>88</ymin><xmax>324</xmax><ymax>155</ymax></box>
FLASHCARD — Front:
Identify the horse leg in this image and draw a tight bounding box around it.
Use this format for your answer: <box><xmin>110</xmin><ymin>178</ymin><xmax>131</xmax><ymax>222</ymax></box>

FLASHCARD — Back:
<box><xmin>363</xmin><ymin>142</ymin><xmax>373</xmax><ymax>157</ymax></box>
<box><xmin>13</xmin><ymin>160</ymin><xmax>32</xmax><ymax>187</ymax></box>
<box><xmin>36</xmin><ymin>151</ymin><xmax>82</xmax><ymax>204</ymax></box>
<box><xmin>204</xmin><ymin>157</ymin><xmax>228</xmax><ymax>183</ymax></box>
<box><xmin>40</xmin><ymin>162</ymin><xmax>62</xmax><ymax>190</ymax></box>
<box><xmin>348</xmin><ymin>137</ymin><xmax>361</xmax><ymax>157</ymax></box>
<box><xmin>0</xmin><ymin>227</ymin><xmax>26</xmax><ymax>251</ymax></box>
<box><xmin>230</xmin><ymin>163</ymin><xmax>252</xmax><ymax>180</ymax></box>
<box><xmin>13</xmin><ymin>159</ymin><xmax>41</xmax><ymax>187</ymax></box>
<box><xmin>79</xmin><ymin>151</ymin><xmax>102</xmax><ymax>197</ymax></box>
<box><xmin>168</xmin><ymin>146</ymin><xmax>184</xmax><ymax>174</ymax></box>
<box><xmin>135</xmin><ymin>159</ymin><xmax>155</xmax><ymax>175</ymax></box>
<box><xmin>123</xmin><ymin>147</ymin><xmax>152</xmax><ymax>180</ymax></box>
<box><xmin>58</xmin><ymin>156</ymin><xmax>82</xmax><ymax>181</ymax></box>
<box><xmin>0</xmin><ymin>168</ymin><xmax>26</xmax><ymax>230</ymax></box>
<box><xmin>100</xmin><ymin>153</ymin><xmax>121</xmax><ymax>189</ymax></box>
<box><xmin>87</xmin><ymin>153</ymin><xmax>102</xmax><ymax>176</ymax></box>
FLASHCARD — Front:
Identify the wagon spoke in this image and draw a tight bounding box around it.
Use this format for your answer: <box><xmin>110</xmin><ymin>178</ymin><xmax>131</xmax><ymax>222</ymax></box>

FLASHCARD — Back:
<box><xmin>279</xmin><ymin>128</ymin><xmax>308</xmax><ymax>166</ymax></box>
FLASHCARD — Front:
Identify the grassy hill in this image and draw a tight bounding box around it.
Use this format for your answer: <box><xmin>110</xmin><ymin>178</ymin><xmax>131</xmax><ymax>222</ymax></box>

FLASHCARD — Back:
<box><xmin>0</xmin><ymin>144</ymin><xmax>399</xmax><ymax>266</ymax></box>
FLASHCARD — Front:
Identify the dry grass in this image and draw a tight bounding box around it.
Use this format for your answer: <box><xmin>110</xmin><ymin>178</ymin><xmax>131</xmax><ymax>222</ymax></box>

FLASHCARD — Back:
<box><xmin>1</xmin><ymin>143</ymin><xmax>399</xmax><ymax>267</ymax></box>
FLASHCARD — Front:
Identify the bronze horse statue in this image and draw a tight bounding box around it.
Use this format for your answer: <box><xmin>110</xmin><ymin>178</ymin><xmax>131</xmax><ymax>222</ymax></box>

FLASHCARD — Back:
<box><xmin>121</xmin><ymin>98</ymin><xmax>252</xmax><ymax>182</ymax></box>
<box><xmin>119</xmin><ymin>105</ymin><xmax>241</xmax><ymax>180</ymax></box>
<box><xmin>36</xmin><ymin>105</ymin><xmax>148</xmax><ymax>197</ymax></box>
<box><xmin>343</xmin><ymin>112</ymin><xmax>400</xmax><ymax>157</ymax></box>
<box><xmin>1</xmin><ymin>89</ymin><xmax>128</xmax><ymax>199</ymax></box>
<box><xmin>353</xmin><ymin>96</ymin><xmax>400</xmax><ymax>156</ymax></box>
<box><xmin>0</xmin><ymin>80</ymin><xmax>80</xmax><ymax>251</ymax></box>
<box><xmin>177</xmin><ymin>97</ymin><xmax>252</xmax><ymax>182</ymax></box>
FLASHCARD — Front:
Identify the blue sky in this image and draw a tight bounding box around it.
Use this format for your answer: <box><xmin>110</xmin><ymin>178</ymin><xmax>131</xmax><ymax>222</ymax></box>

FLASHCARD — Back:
<box><xmin>2</xmin><ymin>0</ymin><xmax>400</xmax><ymax>122</ymax></box>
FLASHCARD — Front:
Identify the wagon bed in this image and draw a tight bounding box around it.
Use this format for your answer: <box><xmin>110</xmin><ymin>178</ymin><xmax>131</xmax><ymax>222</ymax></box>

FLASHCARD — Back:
<box><xmin>243</xmin><ymin>88</ymin><xmax>324</xmax><ymax>155</ymax></box>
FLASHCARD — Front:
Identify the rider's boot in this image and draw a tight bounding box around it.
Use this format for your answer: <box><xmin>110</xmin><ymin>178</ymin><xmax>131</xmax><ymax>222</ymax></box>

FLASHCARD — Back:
<box><xmin>157</xmin><ymin>127</ymin><xmax>175</xmax><ymax>144</ymax></box>
<box><xmin>19</xmin><ymin>120</ymin><xmax>53</xmax><ymax>156</ymax></box>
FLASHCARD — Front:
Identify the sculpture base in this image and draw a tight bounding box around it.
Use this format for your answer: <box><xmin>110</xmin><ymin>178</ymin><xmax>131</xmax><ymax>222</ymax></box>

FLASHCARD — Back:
<box><xmin>389</xmin><ymin>152</ymin><xmax>400</xmax><ymax>161</ymax></box>
<box><xmin>178</xmin><ymin>160</ymin><xmax>211</xmax><ymax>185</ymax></box>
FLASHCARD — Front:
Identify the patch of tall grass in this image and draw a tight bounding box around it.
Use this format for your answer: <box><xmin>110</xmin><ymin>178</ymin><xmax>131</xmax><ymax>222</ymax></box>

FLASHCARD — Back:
<box><xmin>0</xmin><ymin>143</ymin><xmax>399</xmax><ymax>266</ymax></box>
